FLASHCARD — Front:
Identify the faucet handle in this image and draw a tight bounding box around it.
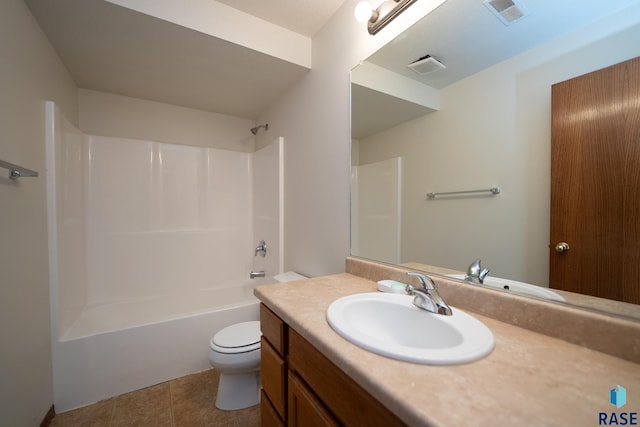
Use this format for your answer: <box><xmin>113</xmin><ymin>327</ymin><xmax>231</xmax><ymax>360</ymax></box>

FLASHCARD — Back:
<box><xmin>406</xmin><ymin>272</ymin><xmax>437</xmax><ymax>290</ymax></box>
<box><xmin>254</xmin><ymin>240</ymin><xmax>267</xmax><ymax>257</ymax></box>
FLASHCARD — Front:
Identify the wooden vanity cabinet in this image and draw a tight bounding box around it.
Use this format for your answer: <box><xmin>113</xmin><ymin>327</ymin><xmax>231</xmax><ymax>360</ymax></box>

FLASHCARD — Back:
<box><xmin>260</xmin><ymin>303</ymin><xmax>405</xmax><ymax>427</ymax></box>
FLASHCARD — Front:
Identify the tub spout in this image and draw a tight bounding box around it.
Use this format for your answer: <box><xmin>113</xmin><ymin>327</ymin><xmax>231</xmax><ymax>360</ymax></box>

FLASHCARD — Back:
<box><xmin>249</xmin><ymin>270</ymin><xmax>266</xmax><ymax>279</ymax></box>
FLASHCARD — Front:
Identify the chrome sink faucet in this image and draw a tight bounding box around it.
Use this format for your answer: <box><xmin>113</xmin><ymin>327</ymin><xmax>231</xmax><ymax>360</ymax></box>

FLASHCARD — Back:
<box><xmin>405</xmin><ymin>272</ymin><xmax>452</xmax><ymax>316</ymax></box>
<box><xmin>465</xmin><ymin>259</ymin><xmax>490</xmax><ymax>284</ymax></box>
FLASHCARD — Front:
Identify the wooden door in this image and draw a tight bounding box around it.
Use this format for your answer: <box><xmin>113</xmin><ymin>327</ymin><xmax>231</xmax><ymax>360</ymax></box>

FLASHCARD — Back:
<box><xmin>550</xmin><ymin>56</ymin><xmax>640</xmax><ymax>304</ymax></box>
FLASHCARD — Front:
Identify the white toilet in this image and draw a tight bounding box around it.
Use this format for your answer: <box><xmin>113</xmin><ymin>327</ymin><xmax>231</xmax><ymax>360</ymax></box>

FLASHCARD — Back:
<box><xmin>208</xmin><ymin>272</ymin><xmax>307</xmax><ymax>410</ymax></box>
<box><xmin>208</xmin><ymin>320</ymin><xmax>262</xmax><ymax>410</ymax></box>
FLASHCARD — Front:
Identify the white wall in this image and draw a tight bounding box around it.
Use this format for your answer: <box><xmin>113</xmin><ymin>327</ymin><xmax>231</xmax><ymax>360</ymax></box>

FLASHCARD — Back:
<box><xmin>253</xmin><ymin>0</ymin><xmax>447</xmax><ymax>277</ymax></box>
<box><xmin>0</xmin><ymin>1</ymin><xmax>78</xmax><ymax>425</ymax></box>
<box><xmin>352</xmin><ymin>157</ymin><xmax>402</xmax><ymax>264</ymax></box>
<box><xmin>355</xmin><ymin>17</ymin><xmax>640</xmax><ymax>285</ymax></box>
<box><xmin>79</xmin><ymin>89</ymin><xmax>256</xmax><ymax>152</ymax></box>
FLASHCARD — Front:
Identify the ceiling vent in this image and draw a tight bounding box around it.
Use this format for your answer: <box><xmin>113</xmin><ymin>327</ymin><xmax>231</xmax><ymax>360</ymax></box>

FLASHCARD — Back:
<box><xmin>483</xmin><ymin>0</ymin><xmax>530</xmax><ymax>25</ymax></box>
<box><xmin>408</xmin><ymin>55</ymin><xmax>446</xmax><ymax>75</ymax></box>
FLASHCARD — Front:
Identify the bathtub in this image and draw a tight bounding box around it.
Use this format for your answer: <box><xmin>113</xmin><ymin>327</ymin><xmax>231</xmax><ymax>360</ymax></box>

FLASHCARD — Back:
<box><xmin>45</xmin><ymin>102</ymin><xmax>286</xmax><ymax>412</ymax></box>
<box><xmin>53</xmin><ymin>277</ymin><xmax>268</xmax><ymax>412</ymax></box>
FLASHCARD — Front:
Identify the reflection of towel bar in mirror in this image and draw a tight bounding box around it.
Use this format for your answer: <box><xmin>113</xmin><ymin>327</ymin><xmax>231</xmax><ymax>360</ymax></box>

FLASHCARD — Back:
<box><xmin>0</xmin><ymin>159</ymin><xmax>39</xmax><ymax>179</ymax></box>
<box><xmin>426</xmin><ymin>186</ymin><xmax>501</xmax><ymax>199</ymax></box>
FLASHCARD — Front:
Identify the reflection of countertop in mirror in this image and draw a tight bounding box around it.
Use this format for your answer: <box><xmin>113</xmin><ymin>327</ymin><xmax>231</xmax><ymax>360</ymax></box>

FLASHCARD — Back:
<box><xmin>403</xmin><ymin>261</ymin><xmax>640</xmax><ymax>321</ymax></box>
<box><xmin>255</xmin><ymin>258</ymin><xmax>640</xmax><ymax>426</ymax></box>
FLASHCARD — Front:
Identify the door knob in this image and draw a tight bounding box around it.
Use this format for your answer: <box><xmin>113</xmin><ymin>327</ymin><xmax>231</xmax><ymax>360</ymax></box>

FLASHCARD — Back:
<box><xmin>555</xmin><ymin>242</ymin><xmax>570</xmax><ymax>253</ymax></box>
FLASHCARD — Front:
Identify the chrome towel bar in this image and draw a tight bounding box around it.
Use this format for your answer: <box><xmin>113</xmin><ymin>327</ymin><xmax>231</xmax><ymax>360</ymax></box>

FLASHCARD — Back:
<box><xmin>426</xmin><ymin>186</ymin><xmax>500</xmax><ymax>199</ymax></box>
<box><xmin>0</xmin><ymin>159</ymin><xmax>39</xmax><ymax>179</ymax></box>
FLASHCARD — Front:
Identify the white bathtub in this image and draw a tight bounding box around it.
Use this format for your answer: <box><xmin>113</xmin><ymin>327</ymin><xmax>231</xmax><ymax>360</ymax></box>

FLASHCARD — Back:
<box><xmin>45</xmin><ymin>102</ymin><xmax>286</xmax><ymax>412</ymax></box>
<box><xmin>60</xmin><ymin>278</ymin><xmax>261</xmax><ymax>341</ymax></box>
<box><xmin>52</xmin><ymin>278</ymin><xmax>266</xmax><ymax>412</ymax></box>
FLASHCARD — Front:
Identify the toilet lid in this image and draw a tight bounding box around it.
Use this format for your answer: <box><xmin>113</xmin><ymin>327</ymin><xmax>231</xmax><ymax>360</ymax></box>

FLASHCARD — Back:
<box><xmin>210</xmin><ymin>321</ymin><xmax>261</xmax><ymax>353</ymax></box>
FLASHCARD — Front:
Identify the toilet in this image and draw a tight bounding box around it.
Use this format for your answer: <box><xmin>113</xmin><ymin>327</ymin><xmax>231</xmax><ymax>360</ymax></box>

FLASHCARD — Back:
<box><xmin>208</xmin><ymin>320</ymin><xmax>262</xmax><ymax>410</ymax></box>
<box><xmin>208</xmin><ymin>271</ymin><xmax>307</xmax><ymax>410</ymax></box>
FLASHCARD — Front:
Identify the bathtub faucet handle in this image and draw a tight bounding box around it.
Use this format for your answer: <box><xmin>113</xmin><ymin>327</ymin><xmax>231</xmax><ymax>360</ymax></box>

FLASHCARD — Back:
<box><xmin>255</xmin><ymin>240</ymin><xmax>267</xmax><ymax>257</ymax></box>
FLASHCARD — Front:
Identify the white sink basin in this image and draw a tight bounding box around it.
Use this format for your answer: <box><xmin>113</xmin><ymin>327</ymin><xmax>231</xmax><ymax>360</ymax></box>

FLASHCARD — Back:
<box><xmin>447</xmin><ymin>274</ymin><xmax>566</xmax><ymax>302</ymax></box>
<box><xmin>326</xmin><ymin>293</ymin><xmax>494</xmax><ymax>365</ymax></box>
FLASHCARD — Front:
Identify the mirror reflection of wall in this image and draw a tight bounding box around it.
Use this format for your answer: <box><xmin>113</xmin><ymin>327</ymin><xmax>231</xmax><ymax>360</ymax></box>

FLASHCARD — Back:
<box><xmin>351</xmin><ymin>8</ymin><xmax>640</xmax><ymax>297</ymax></box>
<box><xmin>351</xmin><ymin>156</ymin><xmax>402</xmax><ymax>264</ymax></box>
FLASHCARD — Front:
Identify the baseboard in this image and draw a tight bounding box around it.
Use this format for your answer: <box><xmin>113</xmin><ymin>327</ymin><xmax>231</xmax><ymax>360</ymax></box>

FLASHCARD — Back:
<box><xmin>40</xmin><ymin>405</ymin><xmax>55</xmax><ymax>427</ymax></box>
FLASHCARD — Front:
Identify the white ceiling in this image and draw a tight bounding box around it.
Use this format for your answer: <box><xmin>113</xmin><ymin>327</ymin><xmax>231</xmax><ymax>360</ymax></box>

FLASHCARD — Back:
<box><xmin>25</xmin><ymin>0</ymin><xmax>347</xmax><ymax>120</ymax></box>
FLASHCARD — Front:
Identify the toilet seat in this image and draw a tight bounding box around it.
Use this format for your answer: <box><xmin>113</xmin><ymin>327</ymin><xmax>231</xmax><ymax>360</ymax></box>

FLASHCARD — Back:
<box><xmin>210</xmin><ymin>321</ymin><xmax>261</xmax><ymax>354</ymax></box>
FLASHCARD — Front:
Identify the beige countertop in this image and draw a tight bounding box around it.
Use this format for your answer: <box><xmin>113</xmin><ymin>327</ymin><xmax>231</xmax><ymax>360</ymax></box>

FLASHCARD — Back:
<box><xmin>255</xmin><ymin>273</ymin><xmax>640</xmax><ymax>427</ymax></box>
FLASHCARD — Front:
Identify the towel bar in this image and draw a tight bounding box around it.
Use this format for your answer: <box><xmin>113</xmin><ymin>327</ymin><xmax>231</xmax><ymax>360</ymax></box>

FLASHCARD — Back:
<box><xmin>0</xmin><ymin>159</ymin><xmax>39</xmax><ymax>179</ymax></box>
<box><xmin>426</xmin><ymin>186</ymin><xmax>500</xmax><ymax>199</ymax></box>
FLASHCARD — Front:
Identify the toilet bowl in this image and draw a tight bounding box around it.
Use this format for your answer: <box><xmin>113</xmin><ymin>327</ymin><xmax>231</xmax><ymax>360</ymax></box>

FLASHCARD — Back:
<box><xmin>208</xmin><ymin>320</ymin><xmax>262</xmax><ymax>410</ymax></box>
<box><xmin>208</xmin><ymin>272</ymin><xmax>308</xmax><ymax>410</ymax></box>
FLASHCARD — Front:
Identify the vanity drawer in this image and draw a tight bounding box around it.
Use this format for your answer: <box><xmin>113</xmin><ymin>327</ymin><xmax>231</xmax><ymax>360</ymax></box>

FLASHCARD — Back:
<box><xmin>261</xmin><ymin>303</ymin><xmax>286</xmax><ymax>355</ymax></box>
<box><xmin>288</xmin><ymin>329</ymin><xmax>404</xmax><ymax>426</ymax></box>
<box><xmin>262</xmin><ymin>336</ymin><xmax>286</xmax><ymax>419</ymax></box>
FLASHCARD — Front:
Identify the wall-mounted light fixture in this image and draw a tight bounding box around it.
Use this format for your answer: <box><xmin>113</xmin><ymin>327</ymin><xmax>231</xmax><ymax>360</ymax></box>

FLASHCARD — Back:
<box><xmin>355</xmin><ymin>0</ymin><xmax>418</xmax><ymax>35</ymax></box>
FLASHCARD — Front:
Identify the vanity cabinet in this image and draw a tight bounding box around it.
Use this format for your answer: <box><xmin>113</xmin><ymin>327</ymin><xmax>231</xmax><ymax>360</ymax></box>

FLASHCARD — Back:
<box><xmin>260</xmin><ymin>303</ymin><xmax>405</xmax><ymax>427</ymax></box>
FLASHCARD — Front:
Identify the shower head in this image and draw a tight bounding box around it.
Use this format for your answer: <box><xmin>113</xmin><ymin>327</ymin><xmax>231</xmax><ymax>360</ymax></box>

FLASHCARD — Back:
<box><xmin>250</xmin><ymin>123</ymin><xmax>269</xmax><ymax>135</ymax></box>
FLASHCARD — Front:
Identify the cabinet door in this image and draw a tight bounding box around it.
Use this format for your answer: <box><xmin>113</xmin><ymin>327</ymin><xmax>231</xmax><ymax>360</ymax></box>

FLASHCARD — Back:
<box><xmin>261</xmin><ymin>390</ymin><xmax>285</xmax><ymax>427</ymax></box>
<box><xmin>288</xmin><ymin>373</ymin><xmax>338</xmax><ymax>427</ymax></box>
<box><xmin>261</xmin><ymin>337</ymin><xmax>286</xmax><ymax>418</ymax></box>
<box><xmin>288</xmin><ymin>329</ymin><xmax>404</xmax><ymax>426</ymax></box>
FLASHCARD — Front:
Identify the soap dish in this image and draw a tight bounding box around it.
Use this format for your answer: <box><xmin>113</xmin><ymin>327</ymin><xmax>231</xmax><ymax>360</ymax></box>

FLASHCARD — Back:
<box><xmin>377</xmin><ymin>280</ymin><xmax>409</xmax><ymax>294</ymax></box>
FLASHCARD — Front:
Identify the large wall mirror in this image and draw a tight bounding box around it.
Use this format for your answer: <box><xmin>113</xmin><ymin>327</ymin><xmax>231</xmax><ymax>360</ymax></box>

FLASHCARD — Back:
<box><xmin>350</xmin><ymin>0</ymin><xmax>640</xmax><ymax>319</ymax></box>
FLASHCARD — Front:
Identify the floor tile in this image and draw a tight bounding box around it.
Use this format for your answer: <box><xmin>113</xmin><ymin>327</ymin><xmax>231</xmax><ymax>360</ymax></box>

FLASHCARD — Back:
<box><xmin>171</xmin><ymin>369</ymin><xmax>220</xmax><ymax>426</ymax></box>
<box><xmin>171</xmin><ymin>369</ymin><xmax>260</xmax><ymax>427</ymax></box>
<box><xmin>111</xmin><ymin>383</ymin><xmax>173</xmax><ymax>427</ymax></box>
<box><xmin>50</xmin><ymin>398</ymin><xmax>114</xmax><ymax>427</ymax></box>
<box><xmin>50</xmin><ymin>369</ymin><xmax>261</xmax><ymax>426</ymax></box>
<box><xmin>231</xmin><ymin>405</ymin><xmax>260</xmax><ymax>427</ymax></box>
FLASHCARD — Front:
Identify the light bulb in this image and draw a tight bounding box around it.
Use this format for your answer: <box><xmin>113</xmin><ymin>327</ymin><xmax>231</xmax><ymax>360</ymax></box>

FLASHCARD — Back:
<box><xmin>354</xmin><ymin>1</ymin><xmax>373</xmax><ymax>23</ymax></box>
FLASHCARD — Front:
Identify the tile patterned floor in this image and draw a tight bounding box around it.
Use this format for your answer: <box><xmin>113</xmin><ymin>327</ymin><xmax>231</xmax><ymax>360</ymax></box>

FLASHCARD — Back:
<box><xmin>50</xmin><ymin>369</ymin><xmax>260</xmax><ymax>427</ymax></box>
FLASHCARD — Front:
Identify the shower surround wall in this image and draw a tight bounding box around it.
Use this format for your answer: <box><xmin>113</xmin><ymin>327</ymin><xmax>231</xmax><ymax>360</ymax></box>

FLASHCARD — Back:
<box><xmin>46</xmin><ymin>102</ymin><xmax>283</xmax><ymax>410</ymax></box>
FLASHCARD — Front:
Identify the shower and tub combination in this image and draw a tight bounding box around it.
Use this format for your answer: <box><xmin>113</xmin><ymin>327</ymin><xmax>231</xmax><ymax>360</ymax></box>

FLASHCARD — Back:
<box><xmin>45</xmin><ymin>102</ymin><xmax>286</xmax><ymax>411</ymax></box>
